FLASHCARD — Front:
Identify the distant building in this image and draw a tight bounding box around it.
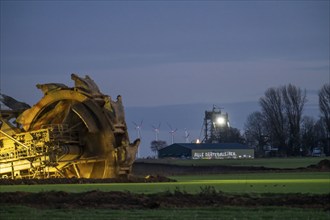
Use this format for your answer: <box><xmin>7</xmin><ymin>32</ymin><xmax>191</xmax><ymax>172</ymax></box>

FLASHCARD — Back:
<box><xmin>158</xmin><ymin>143</ymin><xmax>254</xmax><ymax>159</ymax></box>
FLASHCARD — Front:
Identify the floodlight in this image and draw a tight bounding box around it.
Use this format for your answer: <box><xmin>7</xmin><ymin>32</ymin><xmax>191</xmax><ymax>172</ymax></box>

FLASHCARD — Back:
<box><xmin>216</xmin><ymin>116</ymin><xmax>226</xmax><ymax>126</ymax></box>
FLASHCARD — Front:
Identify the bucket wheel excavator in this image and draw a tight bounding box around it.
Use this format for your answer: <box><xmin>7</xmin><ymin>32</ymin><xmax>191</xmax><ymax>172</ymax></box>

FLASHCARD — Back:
<box><xmin>0</xmin><ymin>74</ymin><xmax>139</xmax><ymax>179</ymax></box>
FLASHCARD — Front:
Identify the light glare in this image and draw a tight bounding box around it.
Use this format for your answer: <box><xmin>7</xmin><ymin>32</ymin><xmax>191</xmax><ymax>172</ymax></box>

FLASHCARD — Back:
<box><xmin>216</xmin><ymin>116</ymin><xmax>226</xmax><ymax>125</ymax></box>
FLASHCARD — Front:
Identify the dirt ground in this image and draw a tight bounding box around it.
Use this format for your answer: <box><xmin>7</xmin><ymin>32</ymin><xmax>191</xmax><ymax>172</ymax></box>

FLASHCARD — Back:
<box><xmin>1</xmin><ymin>189</ymin><xmax>329</xmax><ymax>210</ymax></box>
<box><xmin>0</xmin><ymin>159</ymin><xmax>329</xmax><ymax>210</ymax></box>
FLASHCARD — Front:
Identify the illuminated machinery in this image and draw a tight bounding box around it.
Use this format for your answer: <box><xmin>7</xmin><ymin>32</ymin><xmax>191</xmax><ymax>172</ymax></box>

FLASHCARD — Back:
<box><xmin>0</xmin><ymin>74</ymin><xmax>140</xmax><ymax>179</ymax></box>
<box><xmin>202</xmin><ymin>105</ymin><xmax>230</xmax><ymax>143</ymax></box>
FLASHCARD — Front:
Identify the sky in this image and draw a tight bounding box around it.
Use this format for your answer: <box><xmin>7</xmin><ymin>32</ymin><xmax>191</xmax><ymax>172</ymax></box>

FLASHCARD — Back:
<box><xmin>0</xmin><ymin>0</ymin><xmax>329</xmax><ymax>156</ymax></box>
<box><xmin>1</xmin><ymin>0</ymin><xmax>329</xmax><ymax>107</ymax></box>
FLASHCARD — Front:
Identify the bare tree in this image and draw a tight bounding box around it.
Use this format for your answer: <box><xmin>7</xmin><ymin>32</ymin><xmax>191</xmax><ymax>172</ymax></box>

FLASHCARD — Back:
<box><xmin>319</xmin><ymin>84</ymin><xmax>330</xmax><ymax>134</ymax></box>
<box><xmin>281</xmin><ymin>84</ymin><xmax>307</xmax><ymax>155</ymax></box>
<box><xmin>259</xmin><ymin>87</ymin><xmax>287</xmax><ymax>155</ymax></box>
<box><xmin>301</xmin><ymin>116</ymin><xmax>317</xmax><ymax>155</ymax></box>
<box><xmin>314</xmin><ymin>118</ymin><xmax>330</xmax><ymax>155</ymax></box>
<box><xmin>150</xmin><ymin>140</ymin><xmax>167</xmax><ymax>158</ymax></box>
<box><xmin>244</xmin><ymin>111</ymin><xmax>268</xmax><ymax>156</ymax></box>
<box><xmin>220</xmin><ymin>127</ymin><xmax>245</xmax><ymax>144</ymax></box>
<box><xmin>319</xmin><ymin>84</ymin><xmax>330</xmax><ymax>156</ymax></box>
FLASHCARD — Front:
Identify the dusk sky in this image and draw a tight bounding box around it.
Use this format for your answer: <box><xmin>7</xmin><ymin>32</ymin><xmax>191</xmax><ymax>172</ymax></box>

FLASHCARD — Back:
<box><xmin>1</xmin><ymin>0</ymin><xmax>329</xmax><ymax>108</ymax></box>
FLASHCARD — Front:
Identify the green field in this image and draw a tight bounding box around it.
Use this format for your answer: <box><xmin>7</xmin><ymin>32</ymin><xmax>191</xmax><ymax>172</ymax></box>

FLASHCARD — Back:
<box><xmin>1</xmin><ymin>172</ymin><xmax>329</xmax><ymax>194</ymax></box>
<box><xmin>137</xmin><ymin>157</ymin><xmax>330</xmax><ymax>168</ymax></box>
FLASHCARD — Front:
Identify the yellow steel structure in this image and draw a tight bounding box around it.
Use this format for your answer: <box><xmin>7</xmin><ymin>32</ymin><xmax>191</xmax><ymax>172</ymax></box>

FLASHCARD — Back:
<box><xmin>0</xmin><ymin>74</ymin><xmax>139</xmax><ymax>179</ymax></box>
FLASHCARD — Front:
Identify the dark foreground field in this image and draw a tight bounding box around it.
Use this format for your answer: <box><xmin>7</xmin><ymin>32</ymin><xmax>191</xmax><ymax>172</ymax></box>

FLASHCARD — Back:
<box><xmin>1</xmin><ymin>189</ymin><xmax>329</xmax><ymax>210</ymax></box>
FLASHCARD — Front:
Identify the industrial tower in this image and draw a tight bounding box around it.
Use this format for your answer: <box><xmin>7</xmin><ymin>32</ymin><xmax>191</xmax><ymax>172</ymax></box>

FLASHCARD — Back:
<box><xmin>202</xmin><ymin>105</ymin><xmax>230</xmax><ymax>143</ymax></box>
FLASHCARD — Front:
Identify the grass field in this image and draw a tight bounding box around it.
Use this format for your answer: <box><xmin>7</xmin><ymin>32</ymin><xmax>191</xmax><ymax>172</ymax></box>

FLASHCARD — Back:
<box><xmin>137</xmin><ymin>157</ymin><xmax>330</xmax><ymax>168</ymax></box>
<box><xmin>1</xmin><ymin>172</ymin><xmax>329</xmax><ymax>194</ymax></box>
<box><xmin>1</xmin><ymin>206</ymin><xmax>329</xmax><ymax>220</ymax></box>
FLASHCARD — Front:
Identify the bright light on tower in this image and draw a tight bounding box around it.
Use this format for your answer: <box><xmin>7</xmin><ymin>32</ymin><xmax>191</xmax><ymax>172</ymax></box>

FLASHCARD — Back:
<box><xmin>216</xmin><ymin>116</ymin><xmax>226</xmax><ymax>126</ymax></box>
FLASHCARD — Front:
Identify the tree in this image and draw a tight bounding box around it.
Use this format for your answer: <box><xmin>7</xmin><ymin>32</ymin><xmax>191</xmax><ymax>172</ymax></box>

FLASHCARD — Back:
<box><xmin>220</xmin><ymin>127</ymin><xmax>245</xmax><ymax>144</ymax></box>
<box><xmin>319</xmin><ymin>84</ymin><xmax>330</xmax><ymax>134</ymax></box>
<box><xmin>259</xmin><ymin>87</ymin><xmax>287</xmax><ymax>155</ymax></box>
<box><xmin>314</xmin><ymin>118</ymin><xmax>329</xmax><ymax>156</ymax></box>
<box><xmin>244</xmin><ymin>111</ymin><xmax>268</xmax><ymax>156</ymax></box>
<box><xmin>150</xmin><ymin>140</ymin><xmax>167</xmax><ymax>158</ymax></box>
<box><xmin>301</xmin><ymin>116</ymin><xmax>317</xmax><ymax>155</ymax></box>
<box><xmin>301</xmin><ymin>117</ymin><xmax>329</xmax><ymax>156</ymax></box>
<box><xmin>258</xmin><ymin>84</ymin><xmax>307</xmax><ymax>156</ymax></box>
<box><xmin>319</xmin><ymin>84</ymin><xmax>330</xmax><ymax>156</ymax></box>
<box><xmin>281</xmin><ymin>84</ymin><xmax>306</xmax><ymax>155</ymax></box>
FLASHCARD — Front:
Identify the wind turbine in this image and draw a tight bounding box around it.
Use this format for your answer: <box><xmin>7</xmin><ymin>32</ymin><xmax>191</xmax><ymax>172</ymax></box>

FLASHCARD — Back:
<box><xmin>152</xmin><ymin>123</ymin><xmax>161</xmax><ymax>141</ymax></box>
<box><xmin>132</xmin><ymin>120</ymin><xmax>143</xmax><ymax>158</ymax></box>
<box><xmin>184</xmin><ymin>128</ymin><xmax>190</xmax><ymax>143</ymax></box>
<box><xmin>132</xmin><ymin>120</ymin><xmax>143</xmax><ymax>139</ymax></box>
<box><xmin>167</xmin><ymin>123</ymin><xmax>178</xmax><ymax>144</ymax></box>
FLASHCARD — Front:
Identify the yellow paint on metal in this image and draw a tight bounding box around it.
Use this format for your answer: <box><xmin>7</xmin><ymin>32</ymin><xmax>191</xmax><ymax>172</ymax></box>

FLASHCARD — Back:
<box><xmin>0</xmin><ymin>74</ymin><xmax>139</xmax><ymax>179</ymax></box>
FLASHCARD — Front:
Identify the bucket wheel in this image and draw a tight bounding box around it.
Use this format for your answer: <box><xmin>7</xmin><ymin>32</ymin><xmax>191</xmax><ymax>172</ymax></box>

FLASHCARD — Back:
<box><xmin>14</xmin><ymin>74</ymin><xmax>138</xmax><ymax>178</ymax></box>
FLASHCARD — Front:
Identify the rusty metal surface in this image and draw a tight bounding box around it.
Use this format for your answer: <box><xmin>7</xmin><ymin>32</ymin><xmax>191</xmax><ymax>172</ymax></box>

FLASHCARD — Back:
<box><xmin>0</xmin><ymin>74</ymin><xmax>139</xmax><ymax>179</ymax></box>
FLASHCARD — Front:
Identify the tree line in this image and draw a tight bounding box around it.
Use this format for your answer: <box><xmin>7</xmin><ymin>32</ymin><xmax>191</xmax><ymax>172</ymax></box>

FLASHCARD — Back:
<box><xmin>244</xmin><ymin>83</ymin><xmax>329</xmax><ymax>157</ymax></box>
